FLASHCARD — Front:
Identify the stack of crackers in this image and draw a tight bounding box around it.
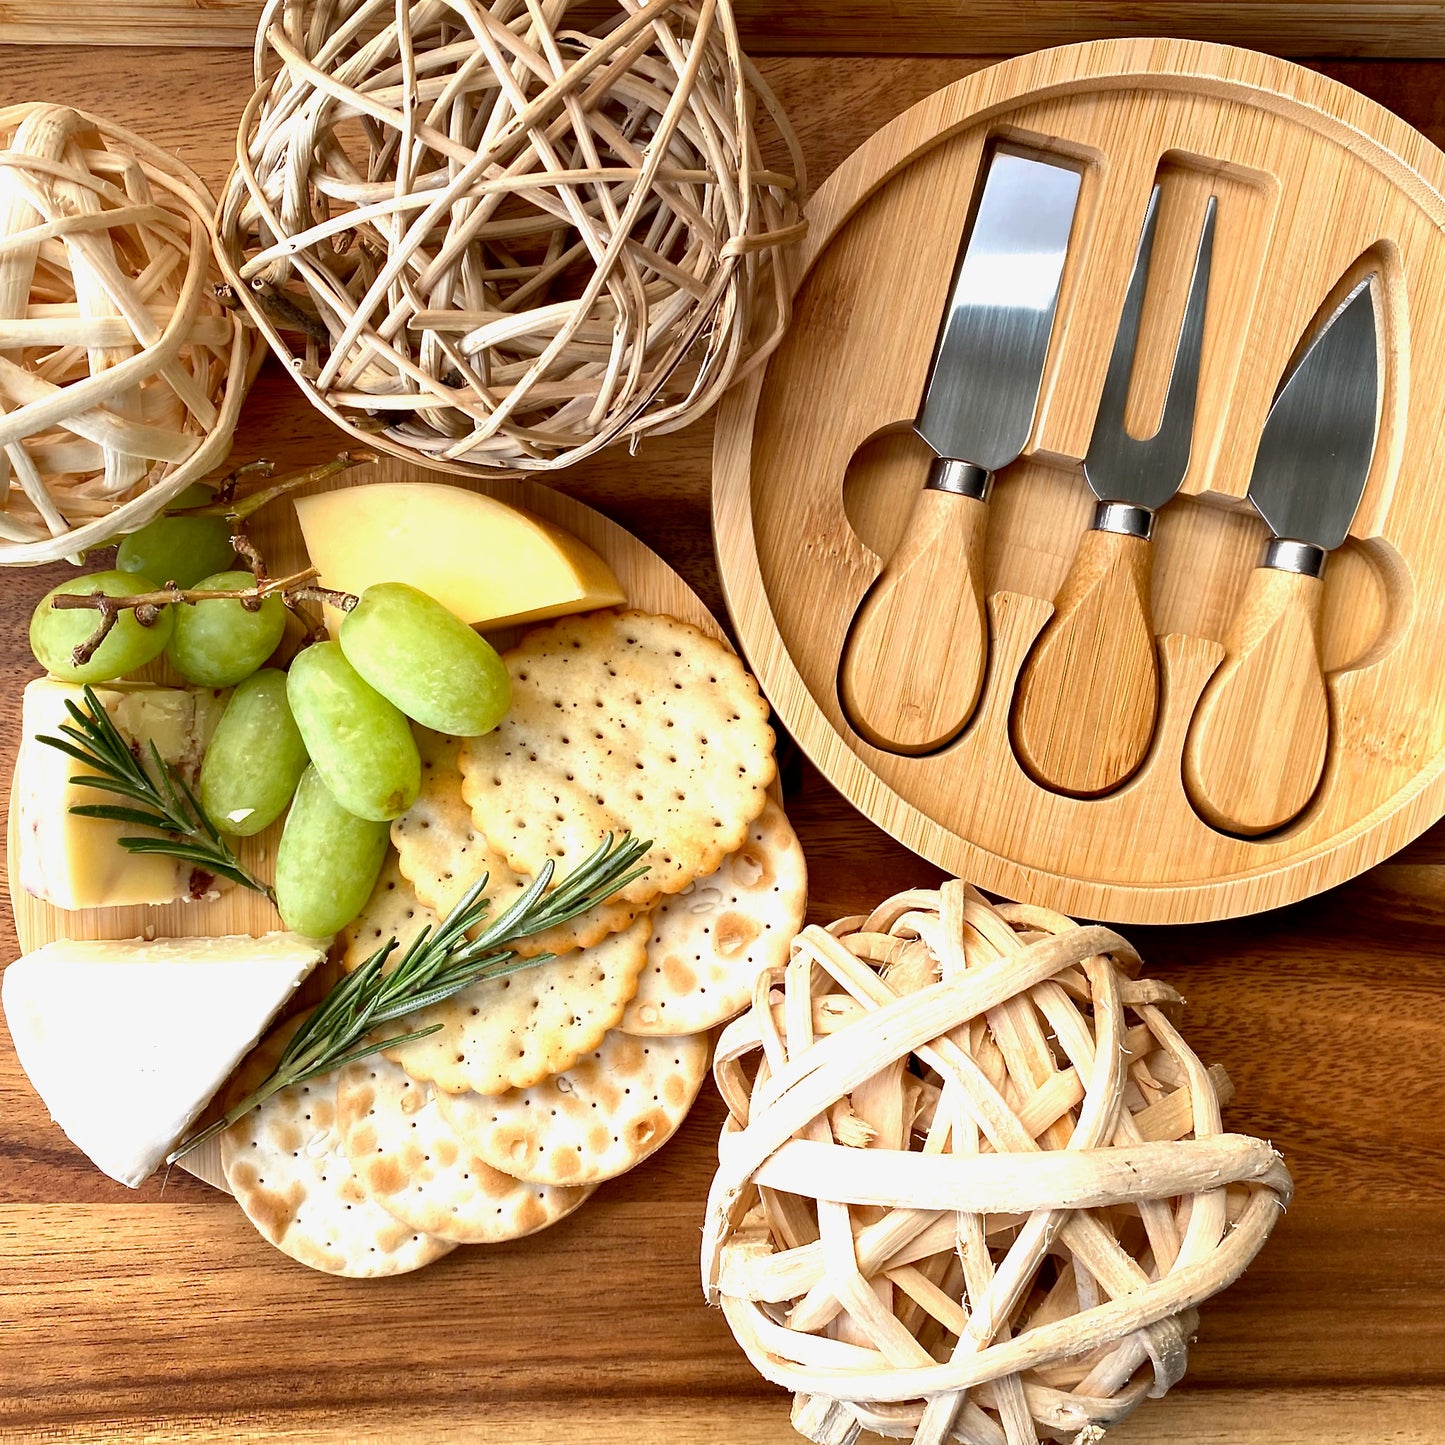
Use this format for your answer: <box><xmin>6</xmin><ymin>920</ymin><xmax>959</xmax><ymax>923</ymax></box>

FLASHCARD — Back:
<box><xmin>219</xmin><ymin>611</ymin><xmax>808</xmax><ymax>1277</ymax></box>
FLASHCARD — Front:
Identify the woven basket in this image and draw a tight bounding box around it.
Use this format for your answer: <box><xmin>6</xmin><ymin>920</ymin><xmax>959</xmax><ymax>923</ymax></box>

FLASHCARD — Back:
<box><xmin>217</xmin><ymin>0</ymin><xmax>806</xmax><ymax>473</ymax></box>
<box><xmin>701</xmin><ymin>884</ymin><xmax>1293</xmax><ymax>1445</ymax></box>
<box><xmin>0</xmin><ymin>103</ymin><xmax>250</xmax><ymax>567</ymax></box>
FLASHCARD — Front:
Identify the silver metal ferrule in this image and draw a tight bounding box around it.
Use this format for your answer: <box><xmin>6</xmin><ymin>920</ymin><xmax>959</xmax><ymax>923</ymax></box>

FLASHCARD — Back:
<box><xmin>1262</xmin><ymin>538</ymin><xmax>1326</xmax><ymax>577</ymax></box>
<box><xmin>1092</xmin><ymin>500</ymin><xmax>1154</xmax><ymax>539</ymax></box>
<box><xmin>926</xmin><ymin>457</ymin><xmax>991</xmax><ymax>500</ymax></box>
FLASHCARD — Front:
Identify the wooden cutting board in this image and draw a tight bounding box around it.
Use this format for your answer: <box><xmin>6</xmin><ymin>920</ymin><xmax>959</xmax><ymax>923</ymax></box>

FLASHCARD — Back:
<box><xmin>3</xmin><ymin>34</ymin><xmax>1445</xmax><ymax>1445</ymax></box>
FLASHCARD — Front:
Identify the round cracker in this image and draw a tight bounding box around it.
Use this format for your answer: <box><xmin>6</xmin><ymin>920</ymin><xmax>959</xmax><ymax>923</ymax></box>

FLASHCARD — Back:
<box><xmin>393</xmin><ymin>728</ymin><xmax>637</xmax><ymax>959</ymax></box>
<box><xmin>341</xmin><ymin>850</ymin><xmax>442</xmax><ymax>974</ymax></box>
<box><xmin>619</xmin><ymin>797</ymin><xmax>807</xmax><ymax>1035</ymax></box>
<box><xmin>383</xmin><ymin>914</ymin><xmax>652</xmax><ymax>1096</ymax></box>
<box><xmin>459</xmin><ymin>610</ymin><xmax>776</xmax><ymax>908</ymax></box>
<box><xmin>220</xmin><ymin>1020</ymin><xmax>456</xmax><ymax>1278</ymax></box>
<box><xmin>436</xmin><ymin>1028</ymin><xmax>710</xmax><ymax>1186</ymax></box>
<box><xmin>340</xmin><ymin>859</ymin><xmax>652</xmax><ymax>1096</ymax></box>
<box><xmin>336</xmin><ymin>1055</ymin><xmax>593</xmax><ymax>1244</ymax></box>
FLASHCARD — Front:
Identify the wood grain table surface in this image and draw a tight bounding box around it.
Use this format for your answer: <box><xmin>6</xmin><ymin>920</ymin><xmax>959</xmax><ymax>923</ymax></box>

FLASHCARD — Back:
<box><xmin>2</xmin><ymin>17</ymin><xmax>1445</xmax><ymax>1445</ymax></box>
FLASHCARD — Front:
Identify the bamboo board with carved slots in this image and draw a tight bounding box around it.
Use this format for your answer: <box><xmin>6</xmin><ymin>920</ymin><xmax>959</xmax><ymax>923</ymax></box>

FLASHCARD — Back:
<box><xmin>713</xmin><ymin>37</ymin><xmax>1445</xmax><ymax>925</ymax></box>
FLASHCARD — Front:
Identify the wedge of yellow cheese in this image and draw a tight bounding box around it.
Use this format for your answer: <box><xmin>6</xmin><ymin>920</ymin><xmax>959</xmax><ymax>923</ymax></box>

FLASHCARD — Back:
<box><xmin>17</xmin><ymin>678</ymin><xmax>229</xmax><ymax>910</ymax></box>
<box><xmin>294</xmin><ymin>482</ymin><xmax>627</xmax><ymax>634</ymax></box>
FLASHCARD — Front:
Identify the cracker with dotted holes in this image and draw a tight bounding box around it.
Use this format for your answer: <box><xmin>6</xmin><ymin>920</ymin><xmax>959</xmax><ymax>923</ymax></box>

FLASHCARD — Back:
<box><xmin>340</xmin><ymin>850</ymin><xmax>441</xmax><ymax>973</ymax></box>
<box><xmin>459</xmin><ymin>610</ymin><xmax>776</xmax><ymax>909</ymax></box>
<box><xmin>335</xmin><ymin>1054</ymin><xmax>594</xmax><ymax>1244</ymax></box>
<box><xmin>340</xmin><ymin>864</ymin><xmax>652</xmax><ymax>1096</ymax></box>
<box><xmin>619</xmin><ymin>797</ymin><xmax>806</xmax><ymax>1036</ymax></box>
<box><xmin>220</xmin><ymin>1017</ymin><xmax>457</xmax><ymax>1277</ymax></box>
<box><xmin>393</xmin><ymin>728</ymin><xmax>637</xmax><ymax>960</ymax></box>
<box><xmin>436</xmin><ymin>1027</ymin><xmax>710</xmax><ymax>1186</ymax></box>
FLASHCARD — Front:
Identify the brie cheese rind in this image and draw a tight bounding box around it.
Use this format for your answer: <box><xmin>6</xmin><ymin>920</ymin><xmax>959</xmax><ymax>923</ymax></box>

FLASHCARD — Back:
<box><xmin>1</xmin><ymin>932</ymin><xmax>327</xmax><ymax>1187</ymax></box>
<box><xmin>17</xmin><ymin>678</ymin><xmax>229</xmax><ymax>910</ymax></box>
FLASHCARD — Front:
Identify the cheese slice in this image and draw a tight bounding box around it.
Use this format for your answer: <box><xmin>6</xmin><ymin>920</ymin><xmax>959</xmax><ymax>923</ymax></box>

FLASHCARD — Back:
<box><xmin>294</xmin><ymin>482</ymin><xmax>627</xmax><ymax>634</ymax></box>
<box><xmin>2</xmin><ymin>932</ymin><xmax>327</xmax><ymax>1187</ymax></box>
<box><xmin>17</xmin><ymin>677</ymin><xmax>229</xmax><ymax>910</ymax></box>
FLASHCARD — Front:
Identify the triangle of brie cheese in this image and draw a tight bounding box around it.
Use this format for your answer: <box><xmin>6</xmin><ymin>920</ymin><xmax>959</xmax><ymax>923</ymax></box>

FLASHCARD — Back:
<box><xmin>3</xmin><ymin>933</ymin><xmax>327</xmax><ymax>1188</ymax></box>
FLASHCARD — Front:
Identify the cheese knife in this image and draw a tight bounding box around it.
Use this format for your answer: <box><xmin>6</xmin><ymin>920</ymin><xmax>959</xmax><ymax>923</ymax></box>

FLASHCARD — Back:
<box><xmin>1183</xmin><ymin>275</ymin><xmax>1380</xmax><ymax>835</ymax></box>
<box><xmin>1013</xmin><ymin>187</ymin><xmax>1216</xmax><ymax>796</ymax></box>
<box><xmin>839</xmin><ymin>148</ymin><xmax>1081</xmax><ymax>754</ymax></box>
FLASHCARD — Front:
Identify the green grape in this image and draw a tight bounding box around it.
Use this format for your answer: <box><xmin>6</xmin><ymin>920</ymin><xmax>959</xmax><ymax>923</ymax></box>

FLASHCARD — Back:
<box><xmin>340</xmin><ymin>582</ymin><xmax>511</xmax><ymax>735</ymax></box>
<box><xmin>29</xmin><ymin>570</ymin><xmax>174</xmax><ymax>683</ymax></box>
<box><xmin>168</xmin><ymin>482</ymin><xmax>218</xmax><ymax>509</ymax></box>
<box><xmin>166</xmin><ymin>569</ymin><xmax>286</xmax><ymax>688</ymax></box>
<box><xmin>286</xmin><ymin>641</ymin><xmax>420</xmax><ymax>821</ymax></box>
<box><xmin>274</xmin><ymin>764</ymin><xmax>389</xmax><ymax>937</ymax></box>
<box><xmin>116</xmin><ymin>513</ymin><xmax>235</xmax><ymax>590</ymax></box>
<box><xmin>200</xmin><ymin>669</ymin><xmax>309</xmax><ymax>836</ymax></box>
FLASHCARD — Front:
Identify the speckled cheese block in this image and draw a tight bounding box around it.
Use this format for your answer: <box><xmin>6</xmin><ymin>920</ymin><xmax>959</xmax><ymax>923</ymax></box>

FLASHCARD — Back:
<box><xmin>436</xmin><ymin>1028</ymin><xmax>710</xmax><ymax>1186</ymax></box>
<box><xmin>219</xmin><ymin>1022</ymin><xmax>456</xmax><ymax>1278</ymax></box>
<box><xmin>619</xmin><ymin>797</ymin><xmax>807</xmax><ymax>1036</ymax></box>
<box><xmin>391</xmin><ymin>727</ymin><xmax>636</xmax><ymax>959</ymax></box>
<box><xmin>460</xmin><ymin>610</ymin><xmax>776</xmax><ymax>908</ymax></box>
<box><xmin>335</xmin><ymin>1055</ymin><xmax>594</xmax><ymax>1244</ymax></box>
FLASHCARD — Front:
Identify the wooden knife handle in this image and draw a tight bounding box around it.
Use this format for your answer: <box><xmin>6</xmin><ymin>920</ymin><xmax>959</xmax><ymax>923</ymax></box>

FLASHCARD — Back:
<box><xmin>839</xmin><ymin>486</ymin><xmax>988</xmax><ymax>754</ymax></box>
<box><xmin>1012</xmin><ymin>527</ymin><xmax>1159</xmax><ymax>796</ymax></box>
<box><xmin>1183</xmin><ymin>565</ymin><xmax>1329</xmax><ymax>835</ymax></box>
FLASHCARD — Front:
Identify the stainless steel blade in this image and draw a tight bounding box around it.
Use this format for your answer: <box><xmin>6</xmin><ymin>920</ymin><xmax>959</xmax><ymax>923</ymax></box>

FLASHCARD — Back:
<box><xmin>1249</xmin><ymin>277</ymin><xmax>1379</xmax><ymax>551</ymax></box>
<box><xmin>914</xmin><ymin>149</ymin><xmax>1080</xmax><ymax>474</ymax></box>
<box><xmin>1083</xmin><ymin>189</ymin><xmax>1217</xmax><ymax>512</ymax></box>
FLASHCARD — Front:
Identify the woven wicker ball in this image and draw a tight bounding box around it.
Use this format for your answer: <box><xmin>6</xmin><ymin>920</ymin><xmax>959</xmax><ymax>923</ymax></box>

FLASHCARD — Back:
<box><xmin>702</xmin><ymin>883</ymin><xmax>1293</xmax><ymax>1445</ymax></box>
<box><xmin>0</xmin><ymin>103</ymin><xmax>250</xmax><ymax>566</ymax></box>
<box><xmin>217</xmin><ymin>0</ymin><xmax>806</xmax><ymax>472</ymax></box>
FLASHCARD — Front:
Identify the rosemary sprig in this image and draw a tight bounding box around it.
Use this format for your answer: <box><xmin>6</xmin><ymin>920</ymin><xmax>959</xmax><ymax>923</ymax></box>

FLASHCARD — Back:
<box><xmin>37</xmin><ymin>686</ymin><xmax>273</xmax><ymax>900</ymax></box>
<box><xmin>166</xmin><ymin>831</ymin><xmax>651</xmax><ymax>1163</ymax></box>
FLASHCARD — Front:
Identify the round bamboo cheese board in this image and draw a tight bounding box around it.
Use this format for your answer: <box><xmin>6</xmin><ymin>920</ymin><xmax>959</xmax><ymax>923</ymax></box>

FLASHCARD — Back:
<box><xmin>7</xmin><ymin>457</ymin><xmax>730</xmax><ymax>1191</ymax></box>
<box><xmin>712</xmin><ymin>36</ymin><xmax>1445</xmax><ymax>925</ymax></box>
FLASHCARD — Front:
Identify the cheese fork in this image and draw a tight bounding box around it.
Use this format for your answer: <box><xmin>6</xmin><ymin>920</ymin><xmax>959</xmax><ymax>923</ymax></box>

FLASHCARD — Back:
<box><xmin>1012</xmin><ymin>187</ymin><xmax>1216</xmax><ymax>797</ymax></box>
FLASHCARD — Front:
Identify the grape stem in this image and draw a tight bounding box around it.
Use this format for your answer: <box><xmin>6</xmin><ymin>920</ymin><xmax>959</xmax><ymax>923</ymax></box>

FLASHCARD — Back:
<box><xmin>51</xmin><ymin>569</ymin><xmax>359</xmax><ymax>668</ymax></box>
<box><xmin>50</xmin><ymin>449</ymin><xmax>376</xmax><ymax>667</ymax></box>
<box><xmin>232</xmin><ymin>535</ymin><xmax>269</xmax><ymax>596</ymax></box>
<box><xmin>186</xmin><ymin>450</ymin><xmax>377</xmax><ymax>524</ymax></box>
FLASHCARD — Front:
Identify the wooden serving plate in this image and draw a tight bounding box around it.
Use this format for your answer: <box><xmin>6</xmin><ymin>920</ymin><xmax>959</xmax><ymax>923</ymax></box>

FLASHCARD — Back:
<box><xmin>713</xmin><ymin>36</ymin><xmax>1445</xmax><ymax>925</ymax></box>
<box><xmin>7</xmin><ymin>456</ymin><xmax>727</xmax><ymax>1191</ymax></box>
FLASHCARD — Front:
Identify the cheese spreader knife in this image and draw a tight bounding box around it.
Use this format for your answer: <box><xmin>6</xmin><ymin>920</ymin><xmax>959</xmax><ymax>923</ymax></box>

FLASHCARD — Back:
<box><xmin>1013</xmin><ymin>187</ymin><xmax>1216</xmax><ymax>797</ymax></box>
<box><xmin>839</xmin><ymin>148</ymin><xmax>1081</xmax><ymax>754</ymax></box>
<box><xmin>1183</xmin><ymin>275</ymin><xmax>1380</xmax><ymax>836</ymax></box>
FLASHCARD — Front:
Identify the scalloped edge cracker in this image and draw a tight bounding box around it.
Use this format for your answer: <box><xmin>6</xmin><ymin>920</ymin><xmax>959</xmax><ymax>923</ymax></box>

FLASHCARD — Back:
<box><xmin>392</xmin><ymin>727</ymin><xmax>636</xmax><ymax>959</ymax></box>
<box><xmin>340</xmin><ymin>850</ymin><xmax>441</xmax><ymax>975</ymax></box>
<box><xmin>437</xmin><ymin>1028</ymin><xmax>710</xmax><ymax>1186</ymax></box>
<box><xmin>620</xmin><ymin>797</ymin><xmax>806</xmax><ymax>1035</ymax></box>
<box><xmin>220</xmin><ymin>1018</ymin><xmax>456</xmax><ymax>1278</ymax></box>
<box><xmin>336</xmin><ymin>1054</ymin><xmax>593</xmax><ymax>1244</ymax></box>
<box><xmin>382</xmin><ymin>914</ymin><xmax>652</xmax><ymax>1096</ymax></box>
<box><xmin>460</xmin><ymin>610</ymin><xmax>775</xmax><ymax>908</ymax></box>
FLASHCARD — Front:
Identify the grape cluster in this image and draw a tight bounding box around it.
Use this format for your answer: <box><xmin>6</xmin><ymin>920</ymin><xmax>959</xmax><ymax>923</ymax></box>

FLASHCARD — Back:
<box><xmin>28</xmin><ymin>504</ymin><xmax>512</xmax><ymax>939</ymax></box>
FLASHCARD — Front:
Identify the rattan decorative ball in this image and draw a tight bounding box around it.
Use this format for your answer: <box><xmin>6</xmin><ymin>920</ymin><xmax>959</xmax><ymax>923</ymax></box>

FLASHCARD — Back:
<box><xmin>702</xmin><ymin>883</ymin><xmax>1293</xmax><ymax>1445</ymax></box>
<box><xmin>0</xmin><ymin>103</ymin><xmax>251</xmax><ymax>567</ymax></box>
<box><xmin>217</xmin><ymin>0</ymin><xmax>806</xmax><ymax>473</ymax></box>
